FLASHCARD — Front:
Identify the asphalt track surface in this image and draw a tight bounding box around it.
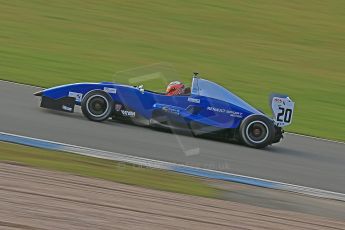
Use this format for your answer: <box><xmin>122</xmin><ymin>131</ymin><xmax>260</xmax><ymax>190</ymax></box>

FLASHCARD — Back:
<box><xmin>1</xmin><ymin>80</ymin><xmax>345</xmax><ymax>193</ymax></box>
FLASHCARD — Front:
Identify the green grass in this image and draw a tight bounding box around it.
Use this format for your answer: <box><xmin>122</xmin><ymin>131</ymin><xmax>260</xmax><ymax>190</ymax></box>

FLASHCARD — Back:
<box><xmin>0</xmin><ymin>0</ymin><xmax>344</xmax><ymax>141</ymax></box>
<box><xmin>0</xmin><ymin>142</ymin><xmax>217</xmax><ymax>197</ymax></box>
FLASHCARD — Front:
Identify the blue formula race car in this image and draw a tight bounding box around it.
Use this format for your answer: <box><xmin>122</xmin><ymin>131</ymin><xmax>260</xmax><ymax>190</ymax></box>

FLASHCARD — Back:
<box><xmin>34</xmin><ymin>73</ymin><xmax>295</xmax><ymax>148</ymax></box>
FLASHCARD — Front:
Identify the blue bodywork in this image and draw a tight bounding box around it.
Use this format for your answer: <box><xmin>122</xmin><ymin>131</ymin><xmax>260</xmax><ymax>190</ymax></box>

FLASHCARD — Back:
<box><xmin>38</xmin><ymin>77</ymin><xmax>265</xmax><ymax>130</ymax></box>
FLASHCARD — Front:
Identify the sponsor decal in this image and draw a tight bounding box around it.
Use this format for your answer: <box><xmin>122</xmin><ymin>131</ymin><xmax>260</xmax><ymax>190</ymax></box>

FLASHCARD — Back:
<box><xmin>273</xmin><ymin>97</ymin><xmax>286</xmax><ymax>105</ymax></box>
<box><xmin>68</xmin><ymin>92</ymin><xmax>83</xmax><ymax>102</ymax></box>
<box><xmin>226</xmin><ymin>110</ymin><xmax>243</xmax><ymax>118</ymax></box>
<box><xmin>188</xmin><ymin>97</ymin><xmax>200</xmax><ymax>104</ymax></box>
<box><xmin>121</xmin><ymin>110</ymin><xmax>136</xmax><ymax>117</ymax></box>
<box><xmin>170</xmin><ymin>108</ymin><xmax>180</xmax><ymax>115</ymax></box>
<box><xmin>104</xmin><ymin>87</ymin><xmax>117</xmax><ymax>94</ymax></box>
<box><xmin>162</xmin><ymin>106</ymin><xmax>180</xmax><ymax>115</ymax></box>
<box><xmin>207</xmin><ymin>106</ymin><xmax>243</xmax><ymax>118</ymax></box>
<box><xmin>62</xmin><ymin>105</ymin><xmax>72</xmax><ymax>112</ymax></box>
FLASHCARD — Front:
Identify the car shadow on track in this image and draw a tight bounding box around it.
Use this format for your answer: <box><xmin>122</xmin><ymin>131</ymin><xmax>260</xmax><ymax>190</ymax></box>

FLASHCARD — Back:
<box><xmin>40</xmin><ymin>109</ymin><xmax>301</xmax><ymax>154</ymax></box>
<box><xmin>265</xmin><ymin>146</ymin><xmax>311</xmax><ymax>157</ymax></box>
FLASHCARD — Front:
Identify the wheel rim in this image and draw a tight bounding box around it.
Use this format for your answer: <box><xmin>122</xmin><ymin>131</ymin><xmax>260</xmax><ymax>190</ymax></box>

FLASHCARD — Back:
<box><xmin>245</xmin><ymin>121</ymin><xmax>269</xmax><ymax>144</ymax></box>
<box><xmin>86</xmin><ymin>95</ymin><xmax>109</xmax><ymax>117</ymax></box>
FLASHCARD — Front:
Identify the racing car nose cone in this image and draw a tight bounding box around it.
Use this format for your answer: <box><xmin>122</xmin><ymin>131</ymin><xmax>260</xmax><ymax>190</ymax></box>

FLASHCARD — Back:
<box><xmin>34</xmin><ymin>91</ymin><xmax>43</xmax><ymax>96</ymax></box>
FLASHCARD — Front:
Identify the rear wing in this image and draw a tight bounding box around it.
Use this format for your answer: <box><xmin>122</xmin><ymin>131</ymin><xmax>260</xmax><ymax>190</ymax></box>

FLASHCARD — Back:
<box><xmin>269</xmin><ymin>94</ymin><xmax>295</xmax><ymax>127</ymax></box>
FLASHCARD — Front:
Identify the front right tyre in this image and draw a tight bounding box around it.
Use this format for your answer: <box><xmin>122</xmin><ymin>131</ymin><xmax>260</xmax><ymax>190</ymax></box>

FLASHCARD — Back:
<box><xmin>239</xmin><ymin>115</ymin><xmax>275</xmax><ymax>148</ymax></box>
<box><xmin>81</xmin><ymin>90</ymin><xmax>114</xmax><ymax>122</ymax></box>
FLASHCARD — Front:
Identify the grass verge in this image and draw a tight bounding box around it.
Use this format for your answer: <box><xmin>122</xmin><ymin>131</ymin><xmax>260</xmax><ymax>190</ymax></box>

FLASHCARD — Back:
<box><xmin>0</xmin><ymin>141</ymin><xmax>217</xmax><ymax>198</ymax></box>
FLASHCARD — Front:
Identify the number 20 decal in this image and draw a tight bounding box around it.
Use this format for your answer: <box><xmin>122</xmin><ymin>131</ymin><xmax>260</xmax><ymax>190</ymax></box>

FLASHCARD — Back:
<box><xmin>277</xmin><ymin>107</ymin><xmax>292</xmax><ymax>123</ymax></box>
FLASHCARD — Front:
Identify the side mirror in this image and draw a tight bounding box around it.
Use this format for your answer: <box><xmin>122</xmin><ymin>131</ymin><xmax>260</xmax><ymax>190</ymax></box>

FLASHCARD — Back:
<box><xmin>137</xmin><ymin>85</ymin><xmax>144</xmax><ymax>94</ymax></box>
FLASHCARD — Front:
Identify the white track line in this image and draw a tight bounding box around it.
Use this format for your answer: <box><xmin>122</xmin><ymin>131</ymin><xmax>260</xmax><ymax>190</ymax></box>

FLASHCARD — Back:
<box><xmin>286</xmin><ymin>132</ymin><xmax>345</xmax><ymax>145</ymax></box>
<box><xmin>1</xmin><ymin>131</ymin><xmax>345</xmax><ymax>202</ymax></box>
<box><xmin>0</xmin><ymin>79</ymin><xmax>43</xmax><ymax>89</ymax></box>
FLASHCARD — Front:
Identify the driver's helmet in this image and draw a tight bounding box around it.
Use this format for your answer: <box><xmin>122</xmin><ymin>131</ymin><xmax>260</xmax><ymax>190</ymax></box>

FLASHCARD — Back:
<box><xmin>166</xmin><ymin>81</ymin><xmax>185</xmax><ymax>96</ymax></box>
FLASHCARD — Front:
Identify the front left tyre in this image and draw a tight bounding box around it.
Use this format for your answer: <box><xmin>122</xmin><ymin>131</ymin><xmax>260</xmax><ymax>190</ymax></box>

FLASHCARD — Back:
<box><xmin>81</xmin><ymin>90</ymin><xmax>114</xmax><ymax>122</ymax></box>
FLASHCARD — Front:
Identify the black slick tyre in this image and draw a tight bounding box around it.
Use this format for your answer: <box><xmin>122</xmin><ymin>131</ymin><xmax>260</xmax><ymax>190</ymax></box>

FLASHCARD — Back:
<box><xmin>81</xmin><ymin>90</ymin><xmax>114</xmax><ymax>122</ymax></box>
<box><xmin>239</xmin><ymin>115</ymin><xmax>275</xmax><ymax>148</ymax></box>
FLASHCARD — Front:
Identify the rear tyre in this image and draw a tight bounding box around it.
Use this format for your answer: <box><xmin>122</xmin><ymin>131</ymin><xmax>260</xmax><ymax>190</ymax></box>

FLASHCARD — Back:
<box><xmin>239</xmin><ymin>115</ymin><xmax>275</xmax><ymax>148</ymax></box>
<box><xmin>81</xmin><ymin>90</ymin><xmax>114</xmax><ymax>122</ymax></box>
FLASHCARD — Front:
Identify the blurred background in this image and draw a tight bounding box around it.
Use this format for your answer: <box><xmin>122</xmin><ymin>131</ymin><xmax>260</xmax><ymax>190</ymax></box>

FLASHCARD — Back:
<box><xmin>0</xmin><ymin>0</ymin><xmax>344</xmax><ymax>140</ymax></box>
